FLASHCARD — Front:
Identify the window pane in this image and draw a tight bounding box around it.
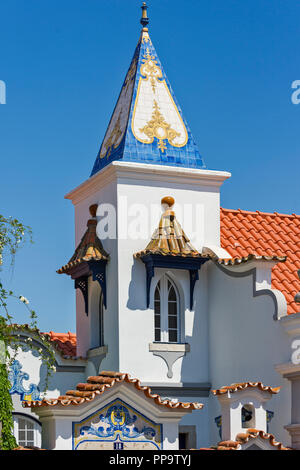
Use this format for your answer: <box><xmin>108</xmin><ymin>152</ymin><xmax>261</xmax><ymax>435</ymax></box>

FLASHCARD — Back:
<box><xmin>154</xmin><ymin>282</ymin><xmax>161</xmax><ymax>342</ymax></box>
<box><xmin>169</xmin><ymin>330</ymin><xmax>178</xmax><ymax>343</ymax></box>
<box><xmin>155</xmin><ymin>329</ymin><xmax>161</xmax><ymax>342</ymax></box>
<box><xmin>19</xmin><ymin>419</ymin><xmax>26</xmax><ymax>429</ymax></box>
<box><xmin>168</xmin><ymin>316</ymin><xmax>177</xmax><ymax>329</ymax></box>
<box><xmin>168</xmin><ymin>285</ymin><xmax>177</xmax><ymax>302</ymax></box>
<box><xmin>168</xmin><ymin>302</ymin><xmax>177</xmax><ymax>316</ymax></box>
<box><xmin>17</xmin><ymin>417</ymin><xmax>38</xmax><ymax>448</ymax></box>
<box><xmin>155</xmin><ymin>283</ymin><xmax>160</xmax><ymax>301</ymax></box>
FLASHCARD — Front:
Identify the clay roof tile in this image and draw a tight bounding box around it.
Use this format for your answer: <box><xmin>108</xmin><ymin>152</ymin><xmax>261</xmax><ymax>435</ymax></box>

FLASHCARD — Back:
<box><xmin>23</xmin><ymin>371</ymin><xmax>204</xmax><ymax>411</ymax></box>
<box><xmin>221</xmin><ymin>208</ymin><xmax>300</xmax><ymax>314</ymax></box>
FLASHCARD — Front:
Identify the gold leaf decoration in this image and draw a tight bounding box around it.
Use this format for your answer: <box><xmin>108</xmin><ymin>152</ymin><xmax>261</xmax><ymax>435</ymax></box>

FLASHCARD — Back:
<box><xmin>139</xmin><ymin>101</ymin><xmax>181</xmax><ymax>153</ymax></box>
<box><xmin>140</xmin><ymin>49</ymin><xmax>162</xmax><ymax>93</ymax></box>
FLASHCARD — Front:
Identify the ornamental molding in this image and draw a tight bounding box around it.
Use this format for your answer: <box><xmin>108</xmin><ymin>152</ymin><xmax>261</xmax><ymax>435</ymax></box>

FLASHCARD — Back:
<box><xmin>65</xmin><ymin>162</ymin><xmax>231</xmax><ymax>205</ymax></box>
<box><xmin>149</xmin><ymin>343</ymin><xmax>191</xmax><ymax>379</ymax></box>
<box><xmin>131</xmin><ymin>47</ymin><xmax>188</xmax><ymax>151</ymax></box>
<box><xmin>215</xmin><ymin>263</ymin><xmax>287</xmax><ymax>321</ymax></box>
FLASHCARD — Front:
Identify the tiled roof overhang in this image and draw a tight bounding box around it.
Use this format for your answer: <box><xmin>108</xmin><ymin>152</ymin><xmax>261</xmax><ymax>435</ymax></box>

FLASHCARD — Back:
<box><xmin>23</xmin><ymin>371</ymin><xmax>204</xmax><ymax>410</ymax></box>
<box><xmin>212</xmin><ymin>382</ymin><xmax>280</xmax><ymax>396</ymax></box>
<box><xmin>216</xmin><ymin>254</ymin><xmax>286</xmax><ymax>266</ymax></box>
<box><xmin>221</xmin><ymin>208</ymin><xmax>300</xmax><ymax>314</ymax></box>
<box><xmin>217</xmin><ymin>429</ymin><xmax>291</xmax><ymax>450</ymax></box>
<box><xmin>43</xmin><ymin>331</ymin><xmax>77</xmax><ymax>358</ymax></box>
<box><xmin>10</xmin><ymin>324</ymin><xmax>79</xmax><ymax>359</ymax></box>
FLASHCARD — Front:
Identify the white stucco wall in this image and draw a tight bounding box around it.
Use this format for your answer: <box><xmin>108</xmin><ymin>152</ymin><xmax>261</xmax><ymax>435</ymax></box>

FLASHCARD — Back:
<box><xmin>207</xmin><ymin>262</ymin><xmax>292</xmax><ymax>447</ymax></box>
<box><xmin>68</xmin><ymin>163</ymin><xmax>229</xmax><ymax>382</ymax></box>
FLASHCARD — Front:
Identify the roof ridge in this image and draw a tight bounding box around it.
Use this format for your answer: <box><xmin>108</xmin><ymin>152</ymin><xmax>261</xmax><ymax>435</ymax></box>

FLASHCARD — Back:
<box><xmin>221</xmin><ymin>207</ymin><xmax>300</xmax><ymax>218</ymax></box>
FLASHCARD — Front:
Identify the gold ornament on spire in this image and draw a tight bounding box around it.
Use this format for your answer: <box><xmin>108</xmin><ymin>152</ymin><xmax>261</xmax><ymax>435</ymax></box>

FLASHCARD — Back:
<box><xmin>139</xmin><ymin>100</ymin><xmax>180</xmax><ymax>153</ymax></box>
<box><xmin>140</xmin><ymin>2</ymin><xmax>149</xmax><ymax>29</ymax></box>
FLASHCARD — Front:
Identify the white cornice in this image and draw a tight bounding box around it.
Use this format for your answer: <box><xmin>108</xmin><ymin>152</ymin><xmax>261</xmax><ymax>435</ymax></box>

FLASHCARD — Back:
<box><xmin>275</xmin><ymin>362</ymin><xmax>300</xmax><ymax>378</ymax></box>
<box><xmin>65</xmin><ymin>162</ymin><xmax>231</xmax><ymax>205</ymax></box>
<box><xmin>279</xmin><ymin>312</ymin><xmax>300</xmax><ymax>337</ymax></box>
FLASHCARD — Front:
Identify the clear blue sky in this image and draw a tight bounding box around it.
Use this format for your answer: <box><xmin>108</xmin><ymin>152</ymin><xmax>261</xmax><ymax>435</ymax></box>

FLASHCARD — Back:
<box><xmin>0</xmin><ymin>0</ymin><xmax>299</xmax><ymax>333</ymax></box>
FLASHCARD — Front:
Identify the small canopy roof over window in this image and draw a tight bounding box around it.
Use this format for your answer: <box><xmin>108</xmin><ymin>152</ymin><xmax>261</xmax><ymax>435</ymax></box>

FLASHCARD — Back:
<box><xmin>134</xmin><ymin>196</ymin><xmax>209</xmax><ymax>309</ymax></box>
<box><xmin>57</xmin><ymin>205</ymin><xmax>109</xmax><ymax>313</ymax></box>
<box><xmin>135</xmin><ymin>196</ymin><xmax>202</xmax><ymax>258</ymax></box>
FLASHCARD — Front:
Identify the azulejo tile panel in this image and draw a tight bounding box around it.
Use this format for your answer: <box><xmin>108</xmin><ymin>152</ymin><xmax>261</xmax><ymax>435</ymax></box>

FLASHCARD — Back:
<box><xmin>73</xmin><ymin>398</ymin><xmax>163</xmax><ymax>450</ymax></box>
<box><xmin>91</xmin><ymin>29</ymin><xmax>205</xmax><ymax>176</ymax></box>
<box><xmin>9</xmin><ymin>360</ymin><xmax>41</xmax><ymax>402</ymax></box>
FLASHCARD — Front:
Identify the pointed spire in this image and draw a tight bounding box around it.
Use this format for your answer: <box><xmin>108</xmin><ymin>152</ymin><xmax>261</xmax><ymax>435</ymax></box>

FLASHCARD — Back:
<box><xmin>91</xmin><ymin>5</ymin><xmax>205</xmax><ymax>177</ymax></box>
<box><xmin>140</xmin><ymin>2</ymin><xmax>149</xmax><ymax>29</ymax></box>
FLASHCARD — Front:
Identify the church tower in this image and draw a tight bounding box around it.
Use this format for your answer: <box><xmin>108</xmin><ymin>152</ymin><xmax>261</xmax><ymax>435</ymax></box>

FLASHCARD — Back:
<box><xmin>61</xmin><ymin>3</ymin><xmax>230</xmax><ymax>387</ymax></box>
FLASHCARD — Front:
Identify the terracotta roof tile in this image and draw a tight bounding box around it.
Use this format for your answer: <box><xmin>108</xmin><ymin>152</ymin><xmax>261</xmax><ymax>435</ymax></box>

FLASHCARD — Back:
<box><xmin>216</xmin><ymin>429</ymin><xmax>291</xmax><ymax>450</ymax></box>
<box><xmin>221</xmin><ymin>208</ymin><xmax>300</xmax><ymax>314</ymax></box>
<box><xmin>11</xmin><ymin>324</ymin><xmax>80</xmax><ymax>359</ymax></box>
<box><xmin>57</xmin><ymin>205</ymin><xmax>108</xmax><ymax>275</ymax></box>
<box><xmin>135</xmin><ymin>197</ymin><xmax>203</xmax><ymax>259</ymax></box>
<box><xmin>23</xmin><ymin>371</ymin><xmax>204</xmax><ymax>411</ymax></box>
<box><xmin>43</xmin><ymin>331</ymin><xmax>77</xmax><ymax>357</ymax></box>
<box><xmin>212</xmin><ymin>382</ymin><xmax>280</xmax><ymax>395</ymax></box>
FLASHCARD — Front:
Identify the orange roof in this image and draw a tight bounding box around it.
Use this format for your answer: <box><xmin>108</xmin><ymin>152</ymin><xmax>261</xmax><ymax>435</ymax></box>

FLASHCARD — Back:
<box><xmin>44</xmin><ymin>331</ymin><xmax>77</xmax><ymax>357</ymax></box>
<box><xmin>221</xmin><ymin>208</ymin><xmax>300</xmax><ymax>314</ymax></box>
<box><xmin>212</xmin><ymin>382</ymin><xmax>280</xmax><ymax>396</ymax></box>
<box><xmin>216</xmin><ymin>429</ymin><xmax>291</xmax><ymax>450</ymax></box>
<box><xmin>24</xmin><ymin>371</ymin><xmax>204</xmax><ymax>411</ymax></box>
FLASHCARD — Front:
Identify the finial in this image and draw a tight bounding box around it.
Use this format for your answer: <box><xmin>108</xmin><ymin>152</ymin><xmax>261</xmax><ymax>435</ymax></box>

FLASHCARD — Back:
<box><xmin>89</xmin><ymin>204</ymin><xmax>98</xmax><ymax>218</ymax></box>
<box><xmin>140</xmin><ymin>2</ymin><xmax>149</xmax><ymax>28</ymax></box>
<box><xmin>161</xmin><ymin>196</ymin><xmax>175</xmax><ymax>208</ymax></box>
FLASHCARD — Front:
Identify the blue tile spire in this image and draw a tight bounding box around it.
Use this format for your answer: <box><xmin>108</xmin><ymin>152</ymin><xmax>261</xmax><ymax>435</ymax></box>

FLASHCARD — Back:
<box><xmin>91</xmin><ymin>3</ymin><xmax>205</xmax><ymax>177</ymax></box>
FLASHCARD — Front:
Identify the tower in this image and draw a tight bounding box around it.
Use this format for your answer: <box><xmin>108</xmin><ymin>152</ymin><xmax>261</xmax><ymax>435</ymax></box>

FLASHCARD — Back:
<box><xmin>61</xmin><ymin>3</ymin><xmax>230</xmax><ymax>386</ymax></box>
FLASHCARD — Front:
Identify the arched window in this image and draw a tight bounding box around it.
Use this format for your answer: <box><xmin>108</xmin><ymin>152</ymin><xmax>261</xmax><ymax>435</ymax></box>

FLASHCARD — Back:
<box><xmin>154</xmin><ymin>275</ymin><xmax>180</xmax><ymax>343</ymax></box>
<box><xmin>13</xmin><ymin>413</ymin><xmax>41</xmax><ymax>448</ymax></box>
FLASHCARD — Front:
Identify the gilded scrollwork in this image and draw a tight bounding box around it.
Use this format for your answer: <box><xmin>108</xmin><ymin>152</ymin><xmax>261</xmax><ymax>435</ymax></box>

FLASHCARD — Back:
<box><xmin>131</xmin><ymin>40</ymin><xmax>188</xmax><ymax>150</ymax></box>
<box><xmin>140</xmin><ymin>48</ymin><xmax>162</xmax><ymax>93</ymax></box>
<box><xmin>140</xmin><ymin>100</ymin><xmax>180</xmax><ymax>152</ymax></box>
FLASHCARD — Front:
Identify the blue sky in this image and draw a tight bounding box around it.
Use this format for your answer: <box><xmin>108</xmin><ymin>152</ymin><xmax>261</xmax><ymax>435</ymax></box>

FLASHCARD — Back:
<box><xmin>0</xmin><ymin>0</ymin><xmax>299</xmax><ymax>333</ymax></box>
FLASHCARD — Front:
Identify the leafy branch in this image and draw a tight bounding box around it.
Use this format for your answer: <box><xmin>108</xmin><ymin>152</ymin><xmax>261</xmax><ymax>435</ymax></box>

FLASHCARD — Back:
<box><xmin>0</xmin><ymin>214</ymin><xmax>56</xmax><ymax>450</ymax></box>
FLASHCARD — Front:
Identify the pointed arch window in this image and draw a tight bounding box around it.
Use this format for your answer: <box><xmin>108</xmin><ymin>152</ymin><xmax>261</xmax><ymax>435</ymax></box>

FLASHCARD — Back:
<box><xmin>154</xmin><ymin>275</ymin><xmax>180</xmax><ymax>343</ymax></box>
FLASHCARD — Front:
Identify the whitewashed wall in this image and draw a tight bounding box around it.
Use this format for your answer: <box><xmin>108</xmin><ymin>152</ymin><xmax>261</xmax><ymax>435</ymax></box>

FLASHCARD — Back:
<box><xmin>207</xmin><ymin>261</ymin><xmax>292</xmax><ymax>447</ymax></box>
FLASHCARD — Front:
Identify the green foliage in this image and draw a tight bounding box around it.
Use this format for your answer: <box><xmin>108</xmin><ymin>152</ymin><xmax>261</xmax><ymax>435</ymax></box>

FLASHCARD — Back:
<box><xmin>0</xmin><ymin>214</ymin><xmax>56</xmax><ymax>450</ymax></box>
<box><xmin>0</xmin><ymin>363</ymin><xmax>17</xmax><ymax>450</ymax></box>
